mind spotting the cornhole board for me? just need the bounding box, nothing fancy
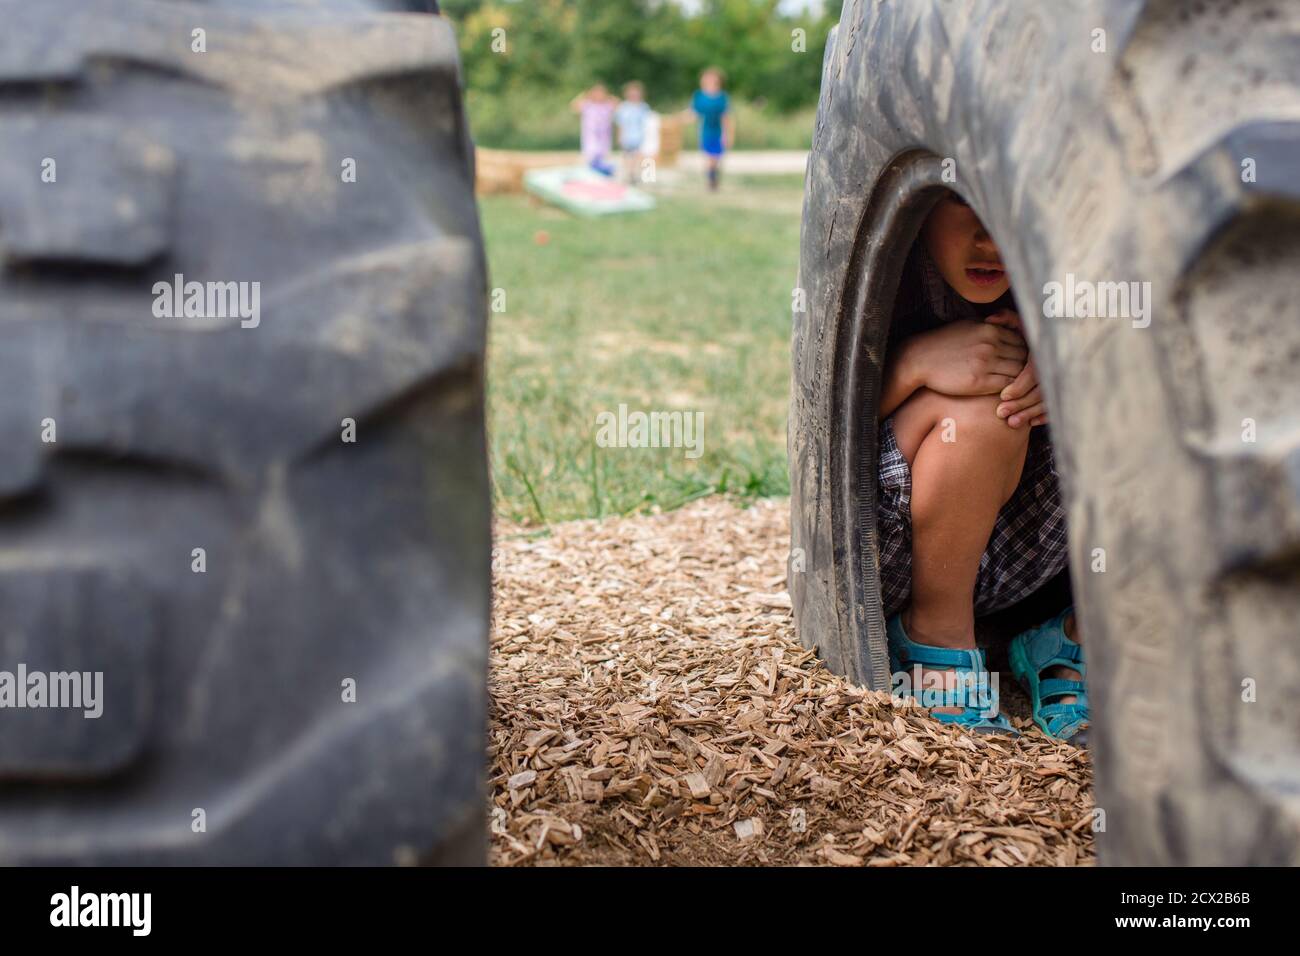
[523,166,655,217]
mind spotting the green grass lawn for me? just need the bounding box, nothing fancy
[483,174,804,524]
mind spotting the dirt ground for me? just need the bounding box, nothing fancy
[489,497,1095,866]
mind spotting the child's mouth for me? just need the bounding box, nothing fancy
[965,265,1005,287]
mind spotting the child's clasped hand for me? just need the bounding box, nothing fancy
[985,309,1048,428]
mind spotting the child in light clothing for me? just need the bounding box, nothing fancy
[571,84,617,177]
[614,81,652,184]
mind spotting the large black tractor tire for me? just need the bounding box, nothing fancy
[0,0,489,864]
[790,0,1300,865]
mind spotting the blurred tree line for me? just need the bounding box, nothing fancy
[442,0,844,149]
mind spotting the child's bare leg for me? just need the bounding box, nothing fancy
[705,155,720,190]
[890,388,1030,648]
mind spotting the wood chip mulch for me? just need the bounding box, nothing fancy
[489,497,1095,866]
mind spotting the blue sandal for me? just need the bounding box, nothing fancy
[887,613,1018,736]
[1008,606,1090,746]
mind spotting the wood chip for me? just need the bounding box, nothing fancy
[684,772,711,800]
[508,770,537,790]
[734,818,764,842]
[822,847,863,867]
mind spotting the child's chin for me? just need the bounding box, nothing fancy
[959,280,1009,304]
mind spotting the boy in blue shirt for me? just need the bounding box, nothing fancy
[686,67,732,191]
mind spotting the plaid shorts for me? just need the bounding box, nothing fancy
[875,415,1069,618]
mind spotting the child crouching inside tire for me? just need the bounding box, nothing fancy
[878,190,1089,745]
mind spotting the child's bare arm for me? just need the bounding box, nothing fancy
[879,338,926,419]
[879,320,1027,420]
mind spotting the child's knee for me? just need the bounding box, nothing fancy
[933,394,1030,453]
[892,389,1027,465]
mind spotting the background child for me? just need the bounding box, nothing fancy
[571,84,617,176]
[878,191,1088,745]
[685,67,732,191]
[614,81,652,184]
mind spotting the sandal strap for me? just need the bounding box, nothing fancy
[1056,640,1084,664]
[1039,702,1090,736]
[1041,701,1089,719]
[916,672,996,712]
[1019,607,1086,679]
[897,640,984,671]
[933,709,1018,734]
[1039,678,1087,702]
